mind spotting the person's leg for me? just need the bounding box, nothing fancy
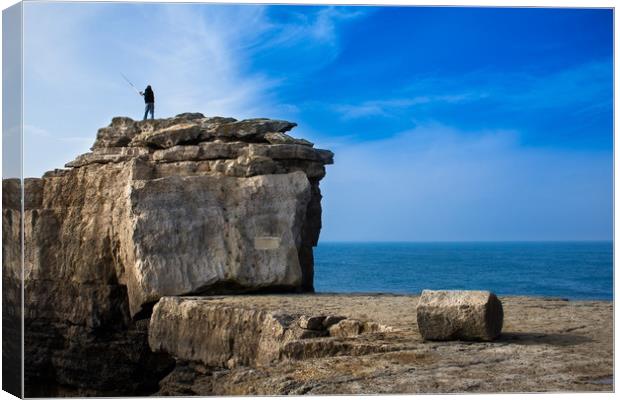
[143,104,149,120]
[150,103,155,119]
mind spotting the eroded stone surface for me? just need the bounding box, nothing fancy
[151,294,612,396]
[29,114,332,317]
[148,296,391,368]
[125,172,311,311]
[264,131,314,147]
[416,290,504,341]
[7,114,333,396]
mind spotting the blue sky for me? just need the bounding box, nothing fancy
[20,3,612,241]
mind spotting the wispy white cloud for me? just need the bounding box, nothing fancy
[123,4,276,117]
[252,6,369,52]
[329,59,612,121]
[320,123,612,241]
[497,60,612,113]
[332,92,489,119]
[111,4,369,118]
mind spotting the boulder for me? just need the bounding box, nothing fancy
[416,290,503,341]
[151,145,200,162]
[328,319,363,337]
[91,117,138,148]
[148,297,386,369]
[264,131,314,147]
[323,315,347,328]
[326,319,387,338]
[174,112,206,120]
[124,171,311,312]
[212,118,297,141]
[130,122,203,148]
[66,147,150,167]
[148,297,292,367]
[198,141,247,160]
[244,144,334,164]
[298,315,327,330]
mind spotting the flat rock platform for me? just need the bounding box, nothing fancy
[152,294,613,395]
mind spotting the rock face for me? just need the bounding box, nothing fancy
[5,113,333,396]
[148,297,389,369]
[123,171,312,313]
[416,290,504,341]
[2,179,23,397]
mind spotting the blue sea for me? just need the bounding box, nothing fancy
[314,242,613,300]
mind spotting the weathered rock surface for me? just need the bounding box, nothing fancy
[150,294,612,396]
[124,171,312,312]
[33,114,331,316]
[5,114,333,396]
[416,290,504,341]
[2,179,23,397]
[148,297,389,369]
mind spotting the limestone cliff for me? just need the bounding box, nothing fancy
[3,113,333,396]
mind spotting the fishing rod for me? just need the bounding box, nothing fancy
[120,72,141,95]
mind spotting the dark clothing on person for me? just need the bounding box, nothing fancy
[143,86,155,103]
[143,103,154,120]
[141,85,155,120]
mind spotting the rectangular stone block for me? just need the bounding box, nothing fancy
[416,290,503,341]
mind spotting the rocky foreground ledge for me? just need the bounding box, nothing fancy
[149,294,613,395]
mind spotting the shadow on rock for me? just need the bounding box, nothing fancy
[499,332,592,346]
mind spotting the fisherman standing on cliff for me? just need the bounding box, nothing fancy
[140,85,155,120]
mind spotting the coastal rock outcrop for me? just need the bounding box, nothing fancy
[40,113,332,315]
[416,290,504,341]
[6,113,333,396]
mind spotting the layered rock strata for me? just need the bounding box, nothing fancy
[6,113,333,396]
[149,296,390,369]
[2,179,23,397]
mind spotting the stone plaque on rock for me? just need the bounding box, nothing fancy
[254,236,281,250]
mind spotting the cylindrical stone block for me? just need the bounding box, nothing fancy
[416,290,503,341]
